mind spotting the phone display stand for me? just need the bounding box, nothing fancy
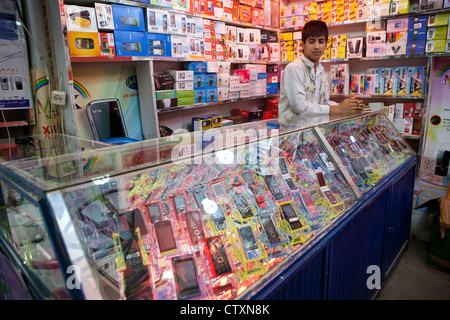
[228,224,269,282]
[276,200,312,246]
[257,213,292,260]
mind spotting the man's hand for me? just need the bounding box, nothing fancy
[329,96,371,115]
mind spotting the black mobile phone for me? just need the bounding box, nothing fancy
[232,193,254,220]
[279,158,289,175]
[284,177,298,191]
[211,203,228,231]
[205,236,232,277]
[264,175,284,200]
[241,170,255,184]
[86,98,128,141]
[154,220,178,256]
[146,203,162,224]
[259,214,282,245]
[193,190,207,210]
[237,224,261,261]
[280,203,302,230]
[186,211,204,244]
[173,195,187,216]
[116,210,152,300]
[172,255,201,300]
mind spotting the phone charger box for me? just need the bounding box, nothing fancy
[205,87,218,102]
[194,88,206,103]
[65,5,98,33]
[408,28,427,41]
[98,33,116,56]
[407,40,426,54]
[351,74,365,94]
[111,4,145,32]
[114,31,147,56]
[67,31,101,57]
[168,70,194,82]
[387,18,409,32]
[427,26,448,40]
[425,39,446,52]
[408,15,428,29]
[95,3,114,31]
[147,33,171,57]
[427,12,449,26]
[347,37,365,58]
[364,74,380,94]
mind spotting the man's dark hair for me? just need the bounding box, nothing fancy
[301,20,328,42]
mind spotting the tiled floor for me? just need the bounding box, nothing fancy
[376,239,450,300]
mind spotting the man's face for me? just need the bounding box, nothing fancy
[302,35,327,63]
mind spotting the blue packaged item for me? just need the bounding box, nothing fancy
[194,88,206,103]
[205,73,217,87]
[114,31,147,56]
[147,33,171,57]
[111,4,145,32]
[194,74,206,89]
[206,87,218,102]
[185,62,207,73]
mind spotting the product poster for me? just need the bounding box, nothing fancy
[0,1,33,110]
[416,57,450,205]
[72,65,143,141]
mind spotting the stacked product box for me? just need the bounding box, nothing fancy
[392,101,424,134]
[185,62,218,103]
[280,32,294,62]
[407,15,428,54]
[232,69,251,98]
[112,4,148,57]
[386,17,409,55]
[330,64,349,95]
[425,12,449,53]
[331,34,347,60]
[65,5,102,57]
[266,65,280,95]
[95,3,116,57]
[243,64,267,97]
[264,99,279,118]
[217,61,231,101]
[154,73,176,110]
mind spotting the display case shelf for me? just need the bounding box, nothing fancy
[157,94,280,113]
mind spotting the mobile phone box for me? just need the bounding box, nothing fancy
[95,3,114,31]
[420,0,444,11]
[364,74,380,95]
[194,88,206,103]
[366,43,387,57]
[390,0,410,15]
[407,28,427,41]
[168,70,194,82]
[386,18,409,32]
[193,73,206,88]
[233,69,250,83]
[111,4,145,32]
[168,13,187,35]
[185,62,207,73]
[147,33,171,57]
[425,39,446,52]
[205,73,217,87]
[427,26,448,40]
[67,31,101,57]
[427,12,449,26]
[408,15,428,29]
[146,8,167,34]
[114,31,147,56]
[387,42,407,55]
[406,40,426,54]
[65,5,98,33]
[98,33,116,56]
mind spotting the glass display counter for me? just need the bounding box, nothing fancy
[0,111,415,300]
